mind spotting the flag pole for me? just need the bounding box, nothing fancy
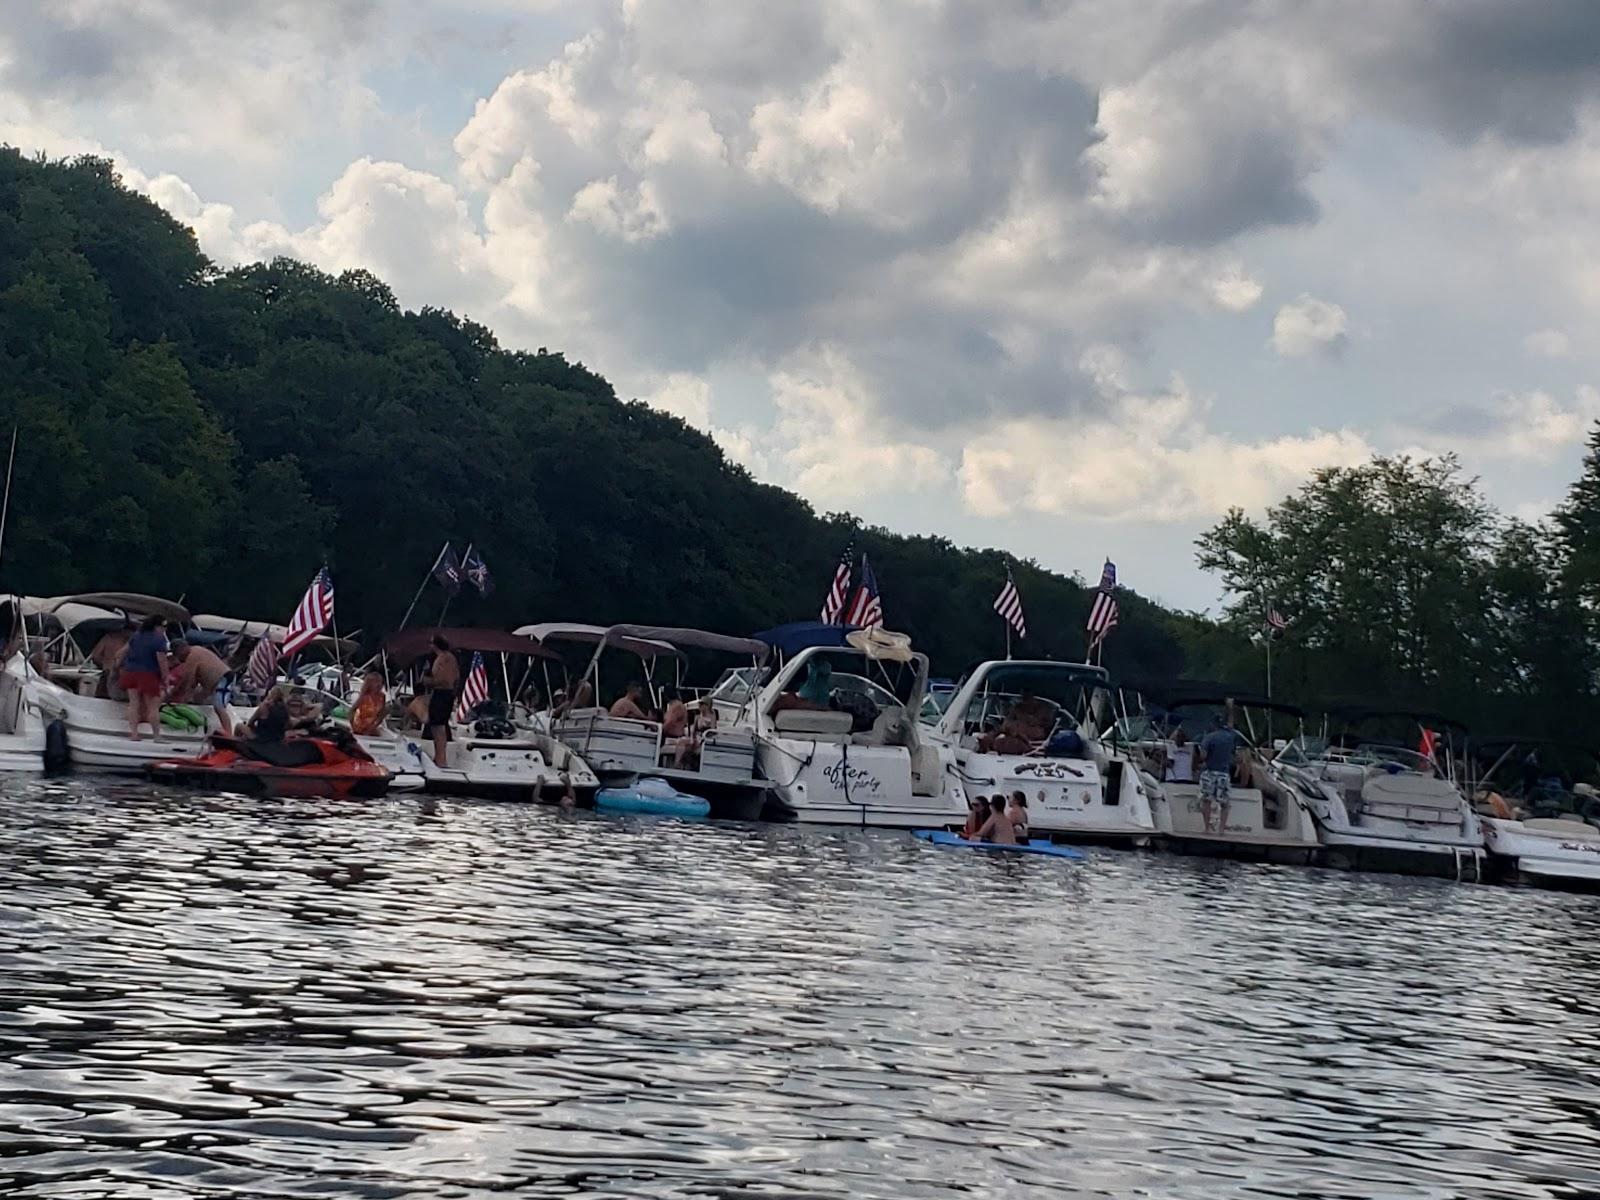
[326,564,347,696]
[1004,617,1011,661]
[0,425,18,574]
[399,541,451,631]
[438,541,471,626]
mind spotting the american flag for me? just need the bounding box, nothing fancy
[454,652,489,723]
[820,537,855,624]
[1086,559,1118,645]
[282,567,335,657]
[244,635,281,693]
[993,567,1026,639]
[844,555,884,628]
[1265,607,1288,634]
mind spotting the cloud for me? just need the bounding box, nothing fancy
[1523,328,1572,358]
[1272,294,1349,358]
[1404,386,1600,462]
[1211,268,1264,313]
[958,369,1373,522]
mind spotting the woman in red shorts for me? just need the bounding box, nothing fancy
[118,615,171,739]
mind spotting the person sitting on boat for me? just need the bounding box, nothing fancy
[119,615,172,741]
[671,697,719,769]
[609,681,650,721]
[973,795,1019,845]
[247,686,291,743]
[165,638,236,736]
[977,689,1054,754]
[285,692,325,734]
[772,658,836,714]
[1009,791,1031,840]
[351,671,387,736]
[423,636,460,768]
[552,679,594,718]
[1198,703,1240,835]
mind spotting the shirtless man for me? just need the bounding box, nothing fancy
[424,636,460,768]
[978,689,1054,754]
[165,639,235,735]
[609,681,649,721]
[974,795,1019,845]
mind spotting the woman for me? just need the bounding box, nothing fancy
[248,686,291,743]
[118,615,171,740]
[673,697,719,769]
[350,672,387,736]
[552,679,594,719]
[1008,791,1030,841]
[962,795,988,839]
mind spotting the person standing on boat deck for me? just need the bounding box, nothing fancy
[423,635,460,768]
[1167,727,1197,783]
[165,639,235,736]
[351,671,387,736]
[1198,702,1240,835]
[119,615,171,740]
[974,795,1020,845]
[609,681,650,721]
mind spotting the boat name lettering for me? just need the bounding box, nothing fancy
[1559,841,1600,854]
[822,760,883,795]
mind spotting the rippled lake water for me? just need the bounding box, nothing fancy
[3,777,1600,1198]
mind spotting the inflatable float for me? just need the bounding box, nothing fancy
[596,778,711,819]
[913,829,1084,859]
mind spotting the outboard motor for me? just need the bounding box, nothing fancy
[43,718,70,773]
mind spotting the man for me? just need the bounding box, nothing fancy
[423,635,460,768]
[609,681,649,720]
[979,688,1053,754]
[1198,701,1240,835]
[165,638,235,735]
[974,795,1019,845]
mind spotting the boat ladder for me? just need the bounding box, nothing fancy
[1452,845,1485,883]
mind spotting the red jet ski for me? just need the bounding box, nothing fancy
[149,732,392,799]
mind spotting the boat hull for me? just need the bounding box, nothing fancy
[1483,818,1600,888]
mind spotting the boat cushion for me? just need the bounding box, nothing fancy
[773,709,854,735]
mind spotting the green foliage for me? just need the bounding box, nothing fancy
[0,148,1188,678]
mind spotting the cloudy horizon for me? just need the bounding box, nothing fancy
[6,0,1599,611]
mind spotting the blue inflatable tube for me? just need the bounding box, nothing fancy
[596,784,711,819]
[913,829,1083,859]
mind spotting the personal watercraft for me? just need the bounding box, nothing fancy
[148,731,392,799]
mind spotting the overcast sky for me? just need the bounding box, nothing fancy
[6,1,1600,610]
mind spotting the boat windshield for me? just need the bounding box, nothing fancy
[949,664,1106,742]
[704,666,770,707]
[1277,736,1439,776]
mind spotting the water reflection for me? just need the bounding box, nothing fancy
[2,776,1599,1197]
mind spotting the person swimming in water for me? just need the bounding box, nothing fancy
[974,795,1019,845]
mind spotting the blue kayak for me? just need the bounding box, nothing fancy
[913,829,1083,859]
[596,782,711,819]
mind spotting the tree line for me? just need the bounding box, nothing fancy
[2,149,1596,740]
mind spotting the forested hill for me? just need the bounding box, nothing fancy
[0,150,1199,677]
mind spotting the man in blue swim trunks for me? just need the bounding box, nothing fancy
[1198,701,1240,835]
[166,638,235,735]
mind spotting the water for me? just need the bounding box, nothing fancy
[2,779,1599,1199]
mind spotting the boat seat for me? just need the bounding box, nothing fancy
[221,736,324,768]
[1522,817,1600,840]
[774,709,854,736]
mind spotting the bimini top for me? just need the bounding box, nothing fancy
[752,621,859,656]
[605,624,770,661]
[192,614,358,655]
[514,622,684,659]
[383,627,560,666]
[40,592,191,624]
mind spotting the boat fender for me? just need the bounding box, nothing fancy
[43,718,70,773]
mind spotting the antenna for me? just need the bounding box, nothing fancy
[0,425,18,573]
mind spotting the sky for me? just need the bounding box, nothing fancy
[6,0,1600,612]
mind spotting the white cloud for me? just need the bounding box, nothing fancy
[1523,328,1572,358]
[1272,294,1349,358]
[1404,386,1600,463]
[1210,268,1264,313]
[642,371,713,427]
[568,175,669,242]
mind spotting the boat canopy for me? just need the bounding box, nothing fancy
[514,622,683,659]
[41,592,190,624]
[604,624,770,660]
[192,614,357,655]
[1322,704,1470,734]
[752,621,858,656]
[383,627,560,666]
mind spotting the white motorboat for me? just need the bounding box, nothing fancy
[17,592,211,773]
[1272,708,1485,880]
[0,598,50,770]
[1471,737,1600,889]
[747,629,965,828]
[927,659,1155,843]
[520,622,776,820]
[374,626,599,801]
[1124,690,1323,861]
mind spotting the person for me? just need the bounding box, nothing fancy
[165,638,235,735]
[1009,791,1030,840]
[978,688,1054,754]
[661,690,689,738]
[247,686,291,743]
[1167,727,1197,783]
[556,772,578,810]
[118,615,171,740]
[285,692,324,733]
[974,795,1019,845]
[962,795,988,839]
[552,680,594,718]
[1198,702,1240,835]
[610,681,649,721]
[90,622,134,700]
[350,671,387,736]
[796,657,834,707]
[423,635,460,768]
[676,696,718,768]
